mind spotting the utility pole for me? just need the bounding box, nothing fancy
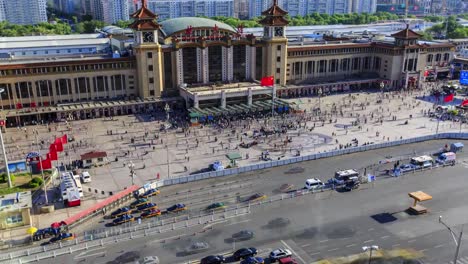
[439,216,464,264]
[35,130,48,205]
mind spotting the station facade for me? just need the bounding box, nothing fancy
[0,0,456,126]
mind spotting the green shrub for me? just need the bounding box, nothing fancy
[0,173,15,183]
[28,177,44,188]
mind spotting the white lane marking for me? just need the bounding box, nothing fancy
[381,235,390,239]
[408,239,416,243]
[301,243,311,248]
[74,251,106,260]
[420,249,428,253]
[363,239,374,243]
[280,240,307,264]
[392,244,400,247]
[434,244,446,248]
[368,228,375,231]
[309,252,321,256]
[225,219,251,226]
[319,239,329,243]
[327,248,339,252]
[346,244,357,248]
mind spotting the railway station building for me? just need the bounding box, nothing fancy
[0,0,455,126]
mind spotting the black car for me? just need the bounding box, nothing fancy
[201,255,225,264]
[231,230,254,241]
[107,251,140,264]
[233,247,258,261]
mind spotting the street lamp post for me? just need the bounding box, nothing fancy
[128,161,135,186]
[439,216,464,264]
[362,245,379,264]
[317,88,323,110]
[0,88,11,188]
[380,81,385,98]
[164,103,170,122]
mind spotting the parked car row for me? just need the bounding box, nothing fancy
[200,247,298,264]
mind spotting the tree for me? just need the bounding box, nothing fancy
[115,20,131,28]
[76,20,107,34]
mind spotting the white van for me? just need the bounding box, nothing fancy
[305,178,324,190]
[410,155,433,169]
[80,171,91,183]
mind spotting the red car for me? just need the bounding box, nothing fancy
[278,257,298,264]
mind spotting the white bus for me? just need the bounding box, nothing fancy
[60,172,83,207]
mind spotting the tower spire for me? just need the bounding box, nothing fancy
[142,0,147,8]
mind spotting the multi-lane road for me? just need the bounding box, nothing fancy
[32,139,468,264]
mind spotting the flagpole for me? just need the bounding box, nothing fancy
[35,130,47,205]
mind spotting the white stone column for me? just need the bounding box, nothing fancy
[245,46,252,80]
[247,88,253,106]
[51,79,58,104]
[202,48,209,83]
[227,47,233,81]
[222,47,228,81]
[196,48,202,83]
[221,90,226,108]
[194,93,199,108]
[175,49,184,86]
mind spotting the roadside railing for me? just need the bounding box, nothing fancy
[0,185,334,263]
[157,132,468,187]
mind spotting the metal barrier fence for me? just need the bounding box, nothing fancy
[159,132,468,187]
[2,185,331,264]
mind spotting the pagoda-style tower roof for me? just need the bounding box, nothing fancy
[129,0,161,30]
[259,0,289,26]
[391,24,422,40]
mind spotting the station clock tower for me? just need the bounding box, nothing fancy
[259,0,288,86]
[129,0,164,98]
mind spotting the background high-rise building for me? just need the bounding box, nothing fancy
[376,0,463,15]
[102,0,129,24]
[234,0,249,19]
[139,0,234,21]
[0,0,48,25]
[53,0,76,14]
[248,0,376,18]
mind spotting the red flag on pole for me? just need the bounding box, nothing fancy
[38,158,52,170]
[54,138,63,152]
[49,143,56,153]
[444,93,454,103]
[61,135,68,144]
[47,151,58,161]
[461,99,468,107]
[260,76,274,87]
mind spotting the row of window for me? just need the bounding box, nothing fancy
[288,47,375,57]
[427,53,450,63]
[0,75,134,100]
[0,62,135,77]
[288,57,382,76]
[13,48,95,56]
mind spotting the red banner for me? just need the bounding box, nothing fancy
[260,76,274,87]
[444,94,454,103]
[53,139,63,152]
[47,151,58,161]
[461,99,468,107]
[61,134,68,144]
[38,158,52,170]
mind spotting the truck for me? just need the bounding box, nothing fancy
[436,152,456,166]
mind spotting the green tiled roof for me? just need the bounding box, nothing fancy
[160,17,236,37]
